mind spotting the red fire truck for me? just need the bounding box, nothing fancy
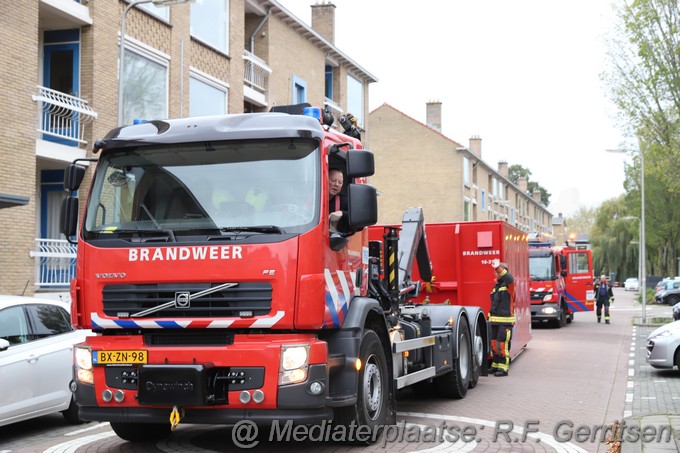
[369,219,531,360]
[61,107,496,443]
[529,235,594,327]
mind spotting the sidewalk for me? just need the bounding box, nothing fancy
[620,318,680,453]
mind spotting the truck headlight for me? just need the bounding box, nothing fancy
[75,346,94,384]
[542,307,557,314]
[543,293,554,301]
[279,345,309,385]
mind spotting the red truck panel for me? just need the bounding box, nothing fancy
[369,220,531,358]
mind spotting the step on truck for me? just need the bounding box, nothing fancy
[61,106,491,443]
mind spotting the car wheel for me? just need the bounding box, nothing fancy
[667,295,680,306]
[674,348,680,371]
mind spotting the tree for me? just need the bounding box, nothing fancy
[507,164,552,206]
[603,0,680,277]
[590,196,638,282]
[567,206,596,240]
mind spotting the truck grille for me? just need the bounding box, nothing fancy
[102,282,272,318]
[530,292,549,300]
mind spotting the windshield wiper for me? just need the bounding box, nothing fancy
[220,225,283,234]
[94,228,176,242]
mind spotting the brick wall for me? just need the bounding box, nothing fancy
[0,3,39,294]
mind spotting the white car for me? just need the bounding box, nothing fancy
[0,295,92,427]
[624,277,640,291]
[646,320,680,369]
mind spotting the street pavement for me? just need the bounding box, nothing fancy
[1,288,679,452]
[619,312,680,453]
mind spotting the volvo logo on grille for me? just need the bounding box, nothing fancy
[175,292,191,309]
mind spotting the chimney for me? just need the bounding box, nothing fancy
[518,176,528,193]
[533,189,542,204]
[498,161,508,179]
[311,1,336,44]
[469,136,482,158]
[426,101,442,132]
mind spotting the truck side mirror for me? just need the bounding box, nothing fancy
[559,255,567,275]
[60,196,79,243]
[347,183,377,230]
[346,150,374,178]
[65,164,86,192]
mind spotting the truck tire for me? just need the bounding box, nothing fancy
[110,422,171,442]
[434,316,471,399]
[334,329,389,441]
[468,333,484,389]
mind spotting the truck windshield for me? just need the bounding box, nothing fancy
[83,139,320,240]
[529,255,556,281]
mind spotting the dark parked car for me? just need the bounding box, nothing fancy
[655,279,680,305]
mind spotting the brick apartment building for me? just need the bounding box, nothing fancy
[0,0,376,296]
[367,102,554,230]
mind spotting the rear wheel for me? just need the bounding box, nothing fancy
[674,348,680,371]
[468,332,484,389]
[334,329,390,442]
[110,422,171,442]
[434,316,471,399]
[667,295,680,306]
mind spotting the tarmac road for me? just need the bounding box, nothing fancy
[1,288,677,452]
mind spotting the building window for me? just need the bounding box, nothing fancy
[463,156,470,187]
[139,3,169,20]
[499,182,504,200]
[463,198,471,221]
[346,75,364,125]
[121,42,168,126]
[190,0,228,53]
[189,69,228,116]
[481,189,486,212]
[510,208,515,225]
[492,177,498,198]
[325,65,333,100]
[292,76,307,104]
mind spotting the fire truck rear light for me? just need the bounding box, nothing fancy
[252,389,265,403]
[239,391,251,404]
[102,389,113,402]
[114,390,125,402]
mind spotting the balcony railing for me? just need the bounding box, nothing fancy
[29,238,77,288]
[32,85,97,145]
[243,50,272,93]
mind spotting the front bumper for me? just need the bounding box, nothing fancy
[646,338,677,368]
[530,303,559,321]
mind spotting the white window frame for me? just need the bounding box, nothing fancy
[119,35,170,125]
[189,67,229,116]
[190,0,229,54]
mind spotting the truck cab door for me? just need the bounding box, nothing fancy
[563,249,595,312]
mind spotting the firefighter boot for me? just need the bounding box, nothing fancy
[494,370,508,377]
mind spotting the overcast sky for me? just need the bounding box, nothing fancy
[277,0,638,217]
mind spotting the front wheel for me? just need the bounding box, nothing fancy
[334,329,390,442]
[667,295,680,306]
[434,316,471,399]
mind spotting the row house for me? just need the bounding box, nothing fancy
[0,0,376,296]
[367,102,553,232]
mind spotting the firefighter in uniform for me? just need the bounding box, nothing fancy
[489,259,515,377]
[594,274,614,324]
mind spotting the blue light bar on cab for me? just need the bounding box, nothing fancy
[302,107,322,123]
